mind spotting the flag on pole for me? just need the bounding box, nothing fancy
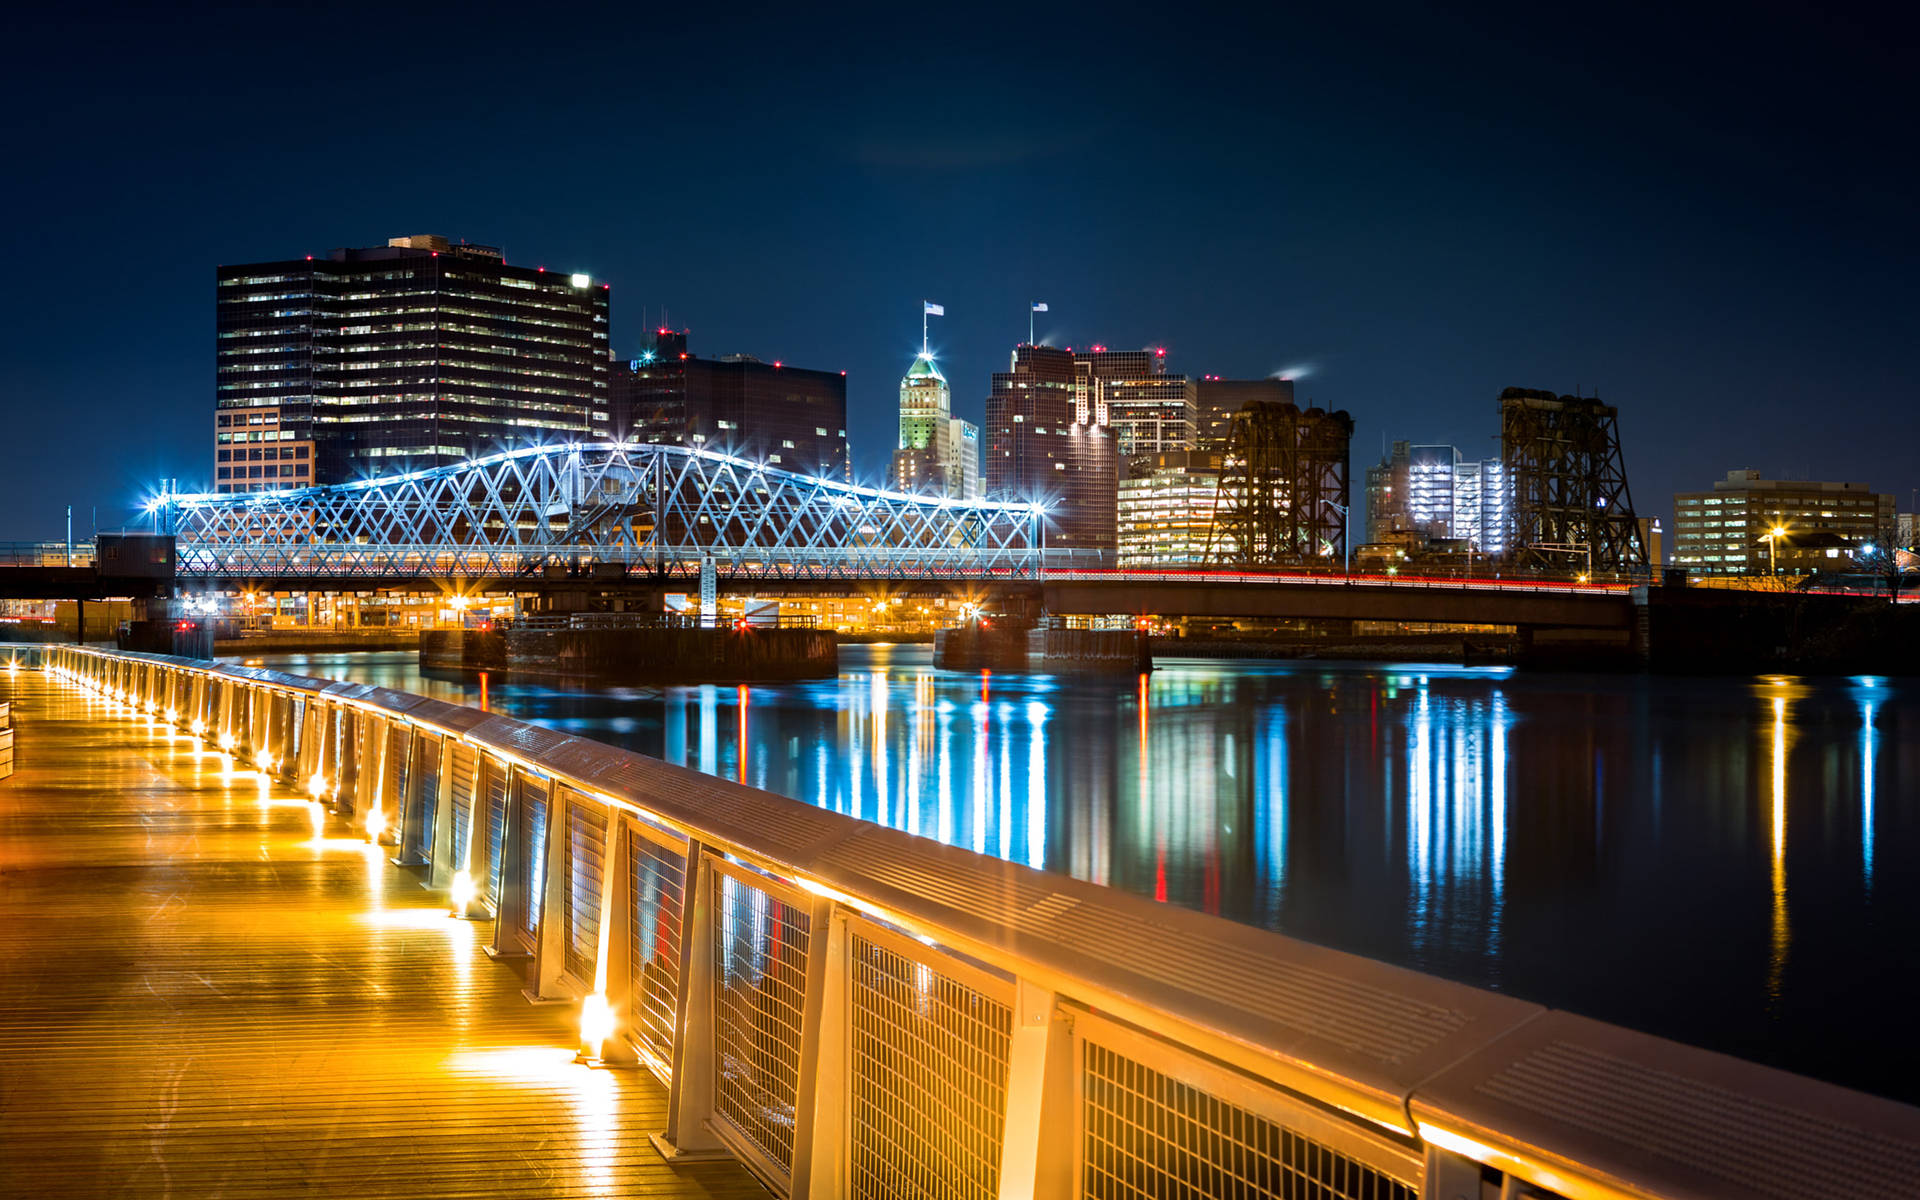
[923,301,945,316]
[1031,302,1048,312]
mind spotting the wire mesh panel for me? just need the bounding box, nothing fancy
[223,682,242,747]
[448,743,477,870]
[1080,1040,1419,1200]
[297,700,323,782]
[711,863,813,1184]
[380,723,410,823]
[480,755,510,909]
[402,731,441,865]
[335,710,360,817]
[271,694,295,770]
[848,925,1013,1200]
[248,688,270,761]
[561,790,608,990]
[626,821,687,1074]
[517,775,551,939]
[354,715,385,816]
[287,696,306,770]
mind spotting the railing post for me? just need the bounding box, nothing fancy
[427,737,458,889]
[653,841,730,1161]
[485,765,529,961]
[1423,1144,1482,1200]
[996,978,1076,1200]
[582,814,636,1067]
[789,897,848,1198]
[461,755,500,921]
[528,784,571,1001]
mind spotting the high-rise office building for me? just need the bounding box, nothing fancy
[1364,441,1510,554]
[887,353,981,498]
[984,344,1119,554]
[1364,440,1412,543]
[1407,444,1461,535]
[609,329,848,479]
[1453,458,1511,557]
[1071,346,1196,466]
[1672,469,1894,575]
[1117,449,1226,566]
[214,234,609,492]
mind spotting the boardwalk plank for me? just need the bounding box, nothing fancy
[0,672,764,1200]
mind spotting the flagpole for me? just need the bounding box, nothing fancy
[922,301,928,358]
[1029,302,1034,347]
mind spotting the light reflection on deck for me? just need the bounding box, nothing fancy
[0,670,763,1199]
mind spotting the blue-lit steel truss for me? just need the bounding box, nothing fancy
[168,443,1057,582]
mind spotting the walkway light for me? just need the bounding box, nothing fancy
[579,992,615,1062]
[191,719,205,736]
[218,731,235,753]
[450,869,476,914]
[307,772,329,799]
[365,806,387,842]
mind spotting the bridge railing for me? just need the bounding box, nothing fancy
[175,543,1081,581]
[37,645,1920,1200]
[1044,567,1639,595]
[0,541,95,568]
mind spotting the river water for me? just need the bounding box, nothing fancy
[236,646,1916,1103]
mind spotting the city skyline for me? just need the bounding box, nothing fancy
[1,3,1914,538]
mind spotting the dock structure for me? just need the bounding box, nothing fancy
[0,666,762,1199]
[6,645,1920,1200]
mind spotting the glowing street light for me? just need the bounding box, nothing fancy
[1764,523,1788,576]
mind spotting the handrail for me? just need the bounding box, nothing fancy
[0,541,96,567]
[502,612,823,631]
[37,644,1920,1200]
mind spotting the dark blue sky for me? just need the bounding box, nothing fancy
[3,1,1914,538]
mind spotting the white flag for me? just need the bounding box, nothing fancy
[1031,302,1048,312]
[924,301,944,316]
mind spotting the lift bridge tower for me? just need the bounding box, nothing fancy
[1206,401,1354,567]
[1499,387,1646,572]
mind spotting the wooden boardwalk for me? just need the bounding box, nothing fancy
[0,670,764,1199]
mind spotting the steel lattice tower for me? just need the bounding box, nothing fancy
[1205,402,1354,567]
[1499,388,1645,571]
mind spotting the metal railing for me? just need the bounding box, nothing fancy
[504,612,823,632]
[0,541,95,568]
[1046,566,1639,595]
[36,645,1920,1200]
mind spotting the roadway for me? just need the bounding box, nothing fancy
[0,669,763,1199]
[1039,568,1640,628]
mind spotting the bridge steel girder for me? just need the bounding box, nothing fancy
[168,443,1056,585]
[1041,579,1636,629]
[0,567,170,601]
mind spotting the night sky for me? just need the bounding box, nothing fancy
[2,2,1914,539]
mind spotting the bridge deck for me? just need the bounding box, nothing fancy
[0,671,763,1199]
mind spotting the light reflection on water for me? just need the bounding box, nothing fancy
[236,646,1916,1102]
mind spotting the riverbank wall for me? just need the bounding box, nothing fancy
[1643,588,1920,675]
[422,625,836,682]
[934,624,1151,673]
[215,629,421,655]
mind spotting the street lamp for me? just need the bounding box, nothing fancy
[1324,500,1352,578]
[1765,524,1787,576]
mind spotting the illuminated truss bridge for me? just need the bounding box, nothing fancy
[163,443,1063,583]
